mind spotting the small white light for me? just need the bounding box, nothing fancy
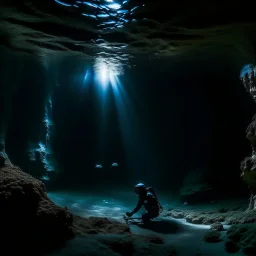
[107,3,121,9]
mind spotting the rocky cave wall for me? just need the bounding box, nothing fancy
[240,64,256,209]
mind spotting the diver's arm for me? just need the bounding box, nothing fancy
[131,198,143,214]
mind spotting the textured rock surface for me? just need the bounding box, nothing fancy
[163,207,256,225]
[73,216,131,235]
[240,65,256,210]
[210,222,224,231]
[0,1,254,59]
[0,163,74,253]
[226,223,256,255]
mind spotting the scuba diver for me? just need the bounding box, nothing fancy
[126,183,163,224]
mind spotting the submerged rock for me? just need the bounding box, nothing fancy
[225,210,256,224]
[210,222,224,231]
[73,215,131,235]
[165,207,256,227]
[226,223,256,254]
[185,214,204,224]
[164,210,185,219]
[240,67,256,211]
[0,163,74,253]
[168,209,227,225]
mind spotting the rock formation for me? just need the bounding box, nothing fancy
[226,223,256,254]
[0,154,74,254]
[240,65,256,210]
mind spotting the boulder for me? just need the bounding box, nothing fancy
[210,222,224,231]
[0,163,74,253]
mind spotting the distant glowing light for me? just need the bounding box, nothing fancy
[100,63,109,84]
[94,57,123,89]
[54,0,72,6]
[94,59,113,87]
[107,3,121,9]
[41,175,50,181]
[111,162,119,167]
[95,164,103,168]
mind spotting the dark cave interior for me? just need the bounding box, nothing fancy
[1,1,256,255]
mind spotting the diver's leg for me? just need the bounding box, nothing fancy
[143,210,160,222]
[141,212,151,224]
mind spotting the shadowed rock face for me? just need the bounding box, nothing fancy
[240,65,256,210]
[241,65,256,102]
[0,0,256,62]
[226,224,256,254]
[0,156,74,253]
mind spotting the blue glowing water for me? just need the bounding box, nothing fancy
[240,64,254,78]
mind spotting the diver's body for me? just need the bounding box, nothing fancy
[126,183,163,224]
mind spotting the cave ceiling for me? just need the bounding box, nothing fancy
[0,0,256,71]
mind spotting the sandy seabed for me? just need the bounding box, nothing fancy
[48,191,246,256]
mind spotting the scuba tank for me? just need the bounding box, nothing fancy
[146,186,163,213]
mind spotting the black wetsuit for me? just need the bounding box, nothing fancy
[131,188,160,223]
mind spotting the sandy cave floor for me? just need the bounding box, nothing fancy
[47,190,247,256]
